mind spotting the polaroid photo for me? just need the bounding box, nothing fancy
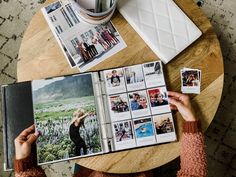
[181,68,201,94]
[103,68,127,94]
[42,1,127,71]
[142,61,165,88]
[112,120,136,150]
[147,87,171,115]
[152,113,176,144]
[108,94,131,121]
[133,117,156,146]
[128,90,151,118]
[124,64,146,91]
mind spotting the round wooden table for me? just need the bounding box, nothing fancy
[17,0,224,173]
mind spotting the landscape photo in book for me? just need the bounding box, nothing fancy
[43,1,127,71]
[32,74,102,164]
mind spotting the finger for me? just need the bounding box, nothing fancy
[170,104,177,110]
[27,131,40,145]
[168,97,183,108]
[168,91,182,99]
[19,124,35,137]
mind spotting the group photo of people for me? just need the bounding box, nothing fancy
[148,88,168,107]
[76,22,121,65]
[110,95,129,113]
[153,113,174,135]
[113,121,134,142]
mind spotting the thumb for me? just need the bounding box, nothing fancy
[169,97,183,109]
[27,131,40,145]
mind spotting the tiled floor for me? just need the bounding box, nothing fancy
[0,0,235,177]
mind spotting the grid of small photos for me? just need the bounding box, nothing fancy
[103,61,177,150]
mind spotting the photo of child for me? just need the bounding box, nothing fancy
[113,121,134,142]
[142,61,165,88]
[153,113,174,135]
[148,88,168,107]
[104,68,126,94]
[110,95,129,113]
[181,70,200,87]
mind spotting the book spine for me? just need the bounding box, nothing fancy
[98,71,115,152]
[1,86,11,171]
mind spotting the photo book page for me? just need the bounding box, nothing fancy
[31,73,104,165]
[101,61,177,150]
[41,0,127,72]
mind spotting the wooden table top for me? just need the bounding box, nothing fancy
[17,0,224,173]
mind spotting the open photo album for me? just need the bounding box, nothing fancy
[1,61,176,169]
[41,0,127,71]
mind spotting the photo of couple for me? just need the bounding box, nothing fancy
[113,121,134,142]
[129,92,148,111]
[181,70,200,87]
[148,88,168,107]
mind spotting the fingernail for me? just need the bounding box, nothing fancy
[34,131,40,137]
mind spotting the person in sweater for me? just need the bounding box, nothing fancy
[14,91,207,177]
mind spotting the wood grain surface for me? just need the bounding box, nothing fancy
[17,0,224,173]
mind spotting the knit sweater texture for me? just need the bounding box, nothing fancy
[14,121,207,177]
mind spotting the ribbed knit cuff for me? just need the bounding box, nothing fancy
[14,154,37,173]
[183,120,201,133]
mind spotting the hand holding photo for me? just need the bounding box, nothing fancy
[32,74,103,164]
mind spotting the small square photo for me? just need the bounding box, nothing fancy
[181,70,200,87]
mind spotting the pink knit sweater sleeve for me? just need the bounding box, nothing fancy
[14,154,47,177]
[177,121,208,177]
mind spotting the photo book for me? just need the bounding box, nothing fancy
[1,61,177,170]
[41,0,127,72]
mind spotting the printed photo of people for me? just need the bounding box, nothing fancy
[142,61,165,88]
[148,88,168,107]
[43,1,126,71]
[110,94,129,113]
[124,65,145,91]
[153,113,174,135]
[134,117,154,139]
[181,70,200,87]
[32,74,102,164]
[113,121,134,142]
[128,90,151,118]
[104,68,126,94]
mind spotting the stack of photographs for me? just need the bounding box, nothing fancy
[41,0,127,72]
[181,68,201,94]
[103,61,177,150]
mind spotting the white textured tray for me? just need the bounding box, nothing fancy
[117,0,202,64]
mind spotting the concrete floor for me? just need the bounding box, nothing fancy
[0,0,235,176]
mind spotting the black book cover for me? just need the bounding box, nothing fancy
[1,82,34,170]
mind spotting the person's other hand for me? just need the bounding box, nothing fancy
[14,124,40,160]
[168,91,197,122]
